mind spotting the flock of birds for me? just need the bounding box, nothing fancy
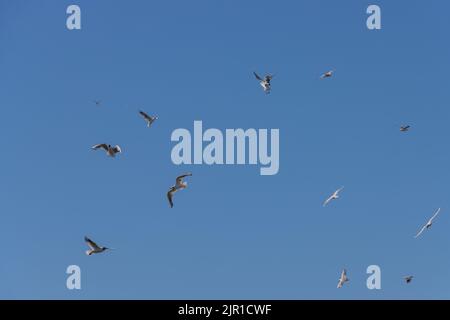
[83,69,435,292]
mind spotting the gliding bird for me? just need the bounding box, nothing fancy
[414,208,441,238]
[139,111,158,127]
[84,236,112,256]
[167,173,192,208]
[337,269,349,288]
[323,187,344,207]
[92,144,122,157]
[253,72,274,94]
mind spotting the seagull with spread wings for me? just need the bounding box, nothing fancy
[253,72,274,94]
[92,144,122,157]
[85,236,112,256]
[139,110,158,127]
[320,69,335,79]
[337,269,349,288]
[167,173,192,208]
[415,208,441,238]
[323,187,344,207]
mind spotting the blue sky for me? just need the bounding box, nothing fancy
[0,0,450,299]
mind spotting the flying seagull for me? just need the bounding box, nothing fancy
[93,100,102,106]
[139,111,158,127]
[337,269,349,288]
[400,125,410,132]
[253,72,274,94]
[92,144,122,157]
[404,276,414,284]
[167,173,192,208]
[320,69,335,79]
[414,208,441,238]
[85,236,112,256]
[323,187,344,207]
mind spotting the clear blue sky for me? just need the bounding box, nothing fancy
[1,0,449,299]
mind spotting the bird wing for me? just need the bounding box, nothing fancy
[430,208,441,222]
[85,236,101,250]
[167,188,176,208]
[337,280,343,288]
[253,72,263,81]
[323,195,333,207]
[414,224,427,238]
[92,144,108,151]
[139,110,151,121]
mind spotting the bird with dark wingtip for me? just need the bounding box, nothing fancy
[167,173,192,208]
[92,143,122,158]
[139,110,158,128]
[253,72,274,94]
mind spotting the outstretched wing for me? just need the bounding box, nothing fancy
[167,188,176,208]
[139,110,151,121]
[323,195,333,207]
[414,224,427,238]
[85,236,101,250]
[430,208,441,222]
[176,173,192,184]
[335,186,344,196]
[92,144,108,151]
[253,72,263,81]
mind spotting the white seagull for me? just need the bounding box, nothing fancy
[253,72,274,94]
[323,187,344,207]
[320,69,335,79]
[167,173,192,208]
[404,276,414,284]
[337,269,349,288]
[85,236,112,256]
[414,208,441,238]
[92,143,122,157]
[139,110,158,127]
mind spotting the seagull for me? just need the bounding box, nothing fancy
[323,187,344,207]
[92,144,122,157]
[139,111,158,127]
[253,72,274,94]
[337,269,349,288]
[414,208,441,238]
[320,69,335,79]
[84,236,112,256]
[404,276,414,284]
[93,100,102,106]
[167,173,192,208]
[400,125,410,132]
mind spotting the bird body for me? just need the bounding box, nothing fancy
[404,276,414,284]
